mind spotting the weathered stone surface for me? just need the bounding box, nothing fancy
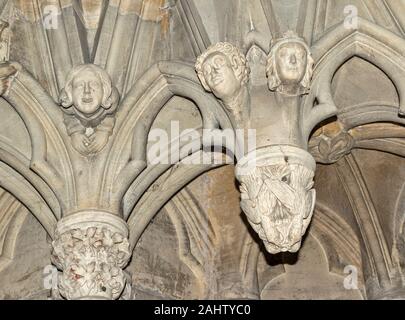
[0,0,404,300]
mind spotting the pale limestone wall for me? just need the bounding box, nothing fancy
[0,0,404,300]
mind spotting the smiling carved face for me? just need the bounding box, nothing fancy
[275,42,307,85]
[72,69,104,115]
[202,52,241,100]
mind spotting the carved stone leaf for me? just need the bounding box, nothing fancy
[52,225,131,300]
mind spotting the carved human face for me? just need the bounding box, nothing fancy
[72,69,103,115]
[239,163,315,254]
[275,42,307,85]
[202,52,241,100]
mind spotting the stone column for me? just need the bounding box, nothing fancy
[51,211,131,300]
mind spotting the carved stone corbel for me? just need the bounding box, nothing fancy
[196,32,318,255]
[309,121,354,164]
[235,146,316,254]
[51,211,131,300]
[59,64,119,156]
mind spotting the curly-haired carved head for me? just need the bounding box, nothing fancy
[60,64,118,120]
[266,32,314,95]
[195,42,249,101]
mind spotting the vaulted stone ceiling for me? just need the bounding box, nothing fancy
[0,0,404,300]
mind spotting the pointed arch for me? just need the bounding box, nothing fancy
[3,65,76,209]
[101,61,232,211]
[303,18,405,139]
[127,150,224,249]
[0,160,57,236]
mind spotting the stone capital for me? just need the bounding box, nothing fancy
[51,211,131,300]
[236,145,316,254]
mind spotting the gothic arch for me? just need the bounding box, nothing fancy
[0,161,56,236]
[0,194,29,272]
[164,187,217,299]
[303,18,405,139]
[311,203,362,281]
[2,65,76,211]
[101,61,233,212]
[127,150,224,249]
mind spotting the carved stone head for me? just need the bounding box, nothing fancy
[195,42,249,103]
[235,146,316,254]
[266,31,314,96]
[60,64,118,125]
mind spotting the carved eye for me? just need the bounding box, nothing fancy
[91,81,100,88]
[296,50,305,60]
[213,56,226,67]
[278,47,290,57]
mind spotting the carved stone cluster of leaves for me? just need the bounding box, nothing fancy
[309,129,354,164]
[51,227,131,300]
[239,163,315,254]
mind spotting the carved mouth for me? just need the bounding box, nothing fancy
[82,97,93,104]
